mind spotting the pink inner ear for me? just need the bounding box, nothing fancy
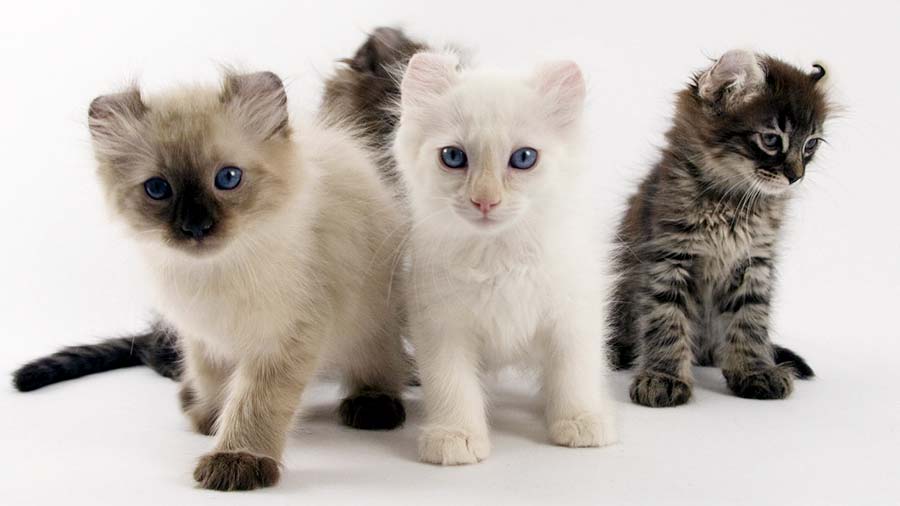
[534,61,586,125]
[401,52,459,108]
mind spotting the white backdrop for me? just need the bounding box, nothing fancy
[1,1,898,505]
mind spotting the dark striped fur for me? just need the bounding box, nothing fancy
[608,51,827,407]
[321,27,427,187]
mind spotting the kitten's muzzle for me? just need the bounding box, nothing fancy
[783,163,804,184]
[174,194,217,240]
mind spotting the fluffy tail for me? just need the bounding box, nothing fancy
[321,27,427,184]
[12,322,181,392]
[773,344,815,379]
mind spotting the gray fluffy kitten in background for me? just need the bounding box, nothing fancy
[608,50,828,407]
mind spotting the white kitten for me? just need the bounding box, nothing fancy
[394,53,618,465]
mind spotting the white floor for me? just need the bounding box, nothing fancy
[2,0,899,504]
[1,350,896,505]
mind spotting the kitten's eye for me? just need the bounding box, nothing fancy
[759,133,781,151]
[215,166,243,190]
[144,177,172,200]
[440,147,468,169]
[509,148,538,170]
[804,138,820,156]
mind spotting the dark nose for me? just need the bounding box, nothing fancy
[176,193,216,240]
[784,163,804,184]
[181,218,214,239]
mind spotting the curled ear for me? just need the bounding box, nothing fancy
[88,88,146,137]
[532,60,586,127]
[88,87,151,161]
[221,71,290,139]
[811,62,828,84]
[400,52,459,109]
[697,49,765,108]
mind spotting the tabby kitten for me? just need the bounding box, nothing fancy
[85,70,408,490]
[608,50,827,407]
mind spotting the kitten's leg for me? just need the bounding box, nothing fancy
[337,322,407,431]
[718,258,793,400]
[630,251,699,407]
[543,317,618,448]
[413,317,490,466]
[179,339,231,436]
[193,329,320,491]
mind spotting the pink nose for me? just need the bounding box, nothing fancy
[471,197,500,215]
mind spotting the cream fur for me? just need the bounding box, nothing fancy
[94,78,408,482]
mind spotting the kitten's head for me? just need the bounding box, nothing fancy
[89,71,297,257]
[394,52,586,234]
[678,50,830,196]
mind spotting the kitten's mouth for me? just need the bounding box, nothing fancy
[169,234,226,257]
[754,170,790,195]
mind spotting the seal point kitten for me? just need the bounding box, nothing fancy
[80,70,409,490]
[608,50,829,407]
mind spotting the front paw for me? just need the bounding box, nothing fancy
[339,389,406,430]
[630,371,692,407]
[193,451,280,491]
[549,412,618,448]
[418,427,490,466]
[724,366,794,400]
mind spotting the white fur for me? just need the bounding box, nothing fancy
[395,53,617,465]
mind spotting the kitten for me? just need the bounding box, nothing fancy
[321,27,427,187]
[386,48,618,464]
[11,31,424,393]
[83,70,408,490]
[608,50,827,408]
[10,29,425,394]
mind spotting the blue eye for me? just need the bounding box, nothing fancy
[144,177,172,200]
[509,147,538,170]
[759,133,781,150]
[440,147,467,169]
[215,166,243,190]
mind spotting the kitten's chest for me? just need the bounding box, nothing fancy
[687,200,776,281]
[151,256,310,356]
[448,259,549,363]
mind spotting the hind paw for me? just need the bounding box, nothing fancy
[339,389,406,430]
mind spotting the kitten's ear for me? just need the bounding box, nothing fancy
[88,88,150,161]
[697,49,765,108]
[88,88,146,138]
[400,52,459,109]
[810,62,828,84]
[532,60,586,127]
[221,71,290,139]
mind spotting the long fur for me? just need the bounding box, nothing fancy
[78,71,409,491]
[12,321,180,392]
[377,39,618,465]
[608,51,828,407]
